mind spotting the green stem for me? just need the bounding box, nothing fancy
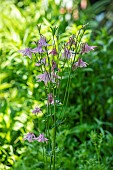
[50,156,52,170]
[52,126,56,170]
[52,89,56,170]
[42,143,45,170]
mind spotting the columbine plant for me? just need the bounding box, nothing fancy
[19,24,96,170]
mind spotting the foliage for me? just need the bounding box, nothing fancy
[0,0,113,170]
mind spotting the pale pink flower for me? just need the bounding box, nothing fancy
[32,106,41,114]
[72,58,88,69]
[49,48,58,56]
[48,93,54,104]
[18,48,32,59]
[36,72,50,85]
[23,132,36,142]
[37,134,48,143]
[81,43,96,54]
[62,48,71,59]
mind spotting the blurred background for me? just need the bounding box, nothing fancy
[0,0,113,169]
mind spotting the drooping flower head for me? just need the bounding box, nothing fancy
[51,72,60,80]
[48,93,54,104]
[62,48,71,59]
[32,106,41,114]
[31,45,45,54]
[52,60,57,71]
[36,72,50,85]
[18,48,32,59]
[35,58,46,67]
[23,132,36,142]
[66,36,76,46]
[80,43,96,54]
[72,58,88,69]
[37,134,48,143]
[36,71,60,85]
[49,48,58,56]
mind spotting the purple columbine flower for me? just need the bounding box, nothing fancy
[62,48,71,59]
[23,132,36,142]
[49,48,58,56]
[36,71,60,85]
[37,134,48,143]
[50,72,60,87]
[18,48,32,59]
[52,60,57,71]
[72,58,88,69]
[31,45,44,54]
[66,36,76,46]
[36,72,51,85]
[32,106,41,114]
[48,93,54,104]
[51,72,60,80]
[35,58,46,66]
[80,43,97,54]
[38,35,49,47]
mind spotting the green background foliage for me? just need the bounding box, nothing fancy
[0,0,113,169]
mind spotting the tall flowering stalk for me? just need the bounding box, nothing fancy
[19,24,96,169]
